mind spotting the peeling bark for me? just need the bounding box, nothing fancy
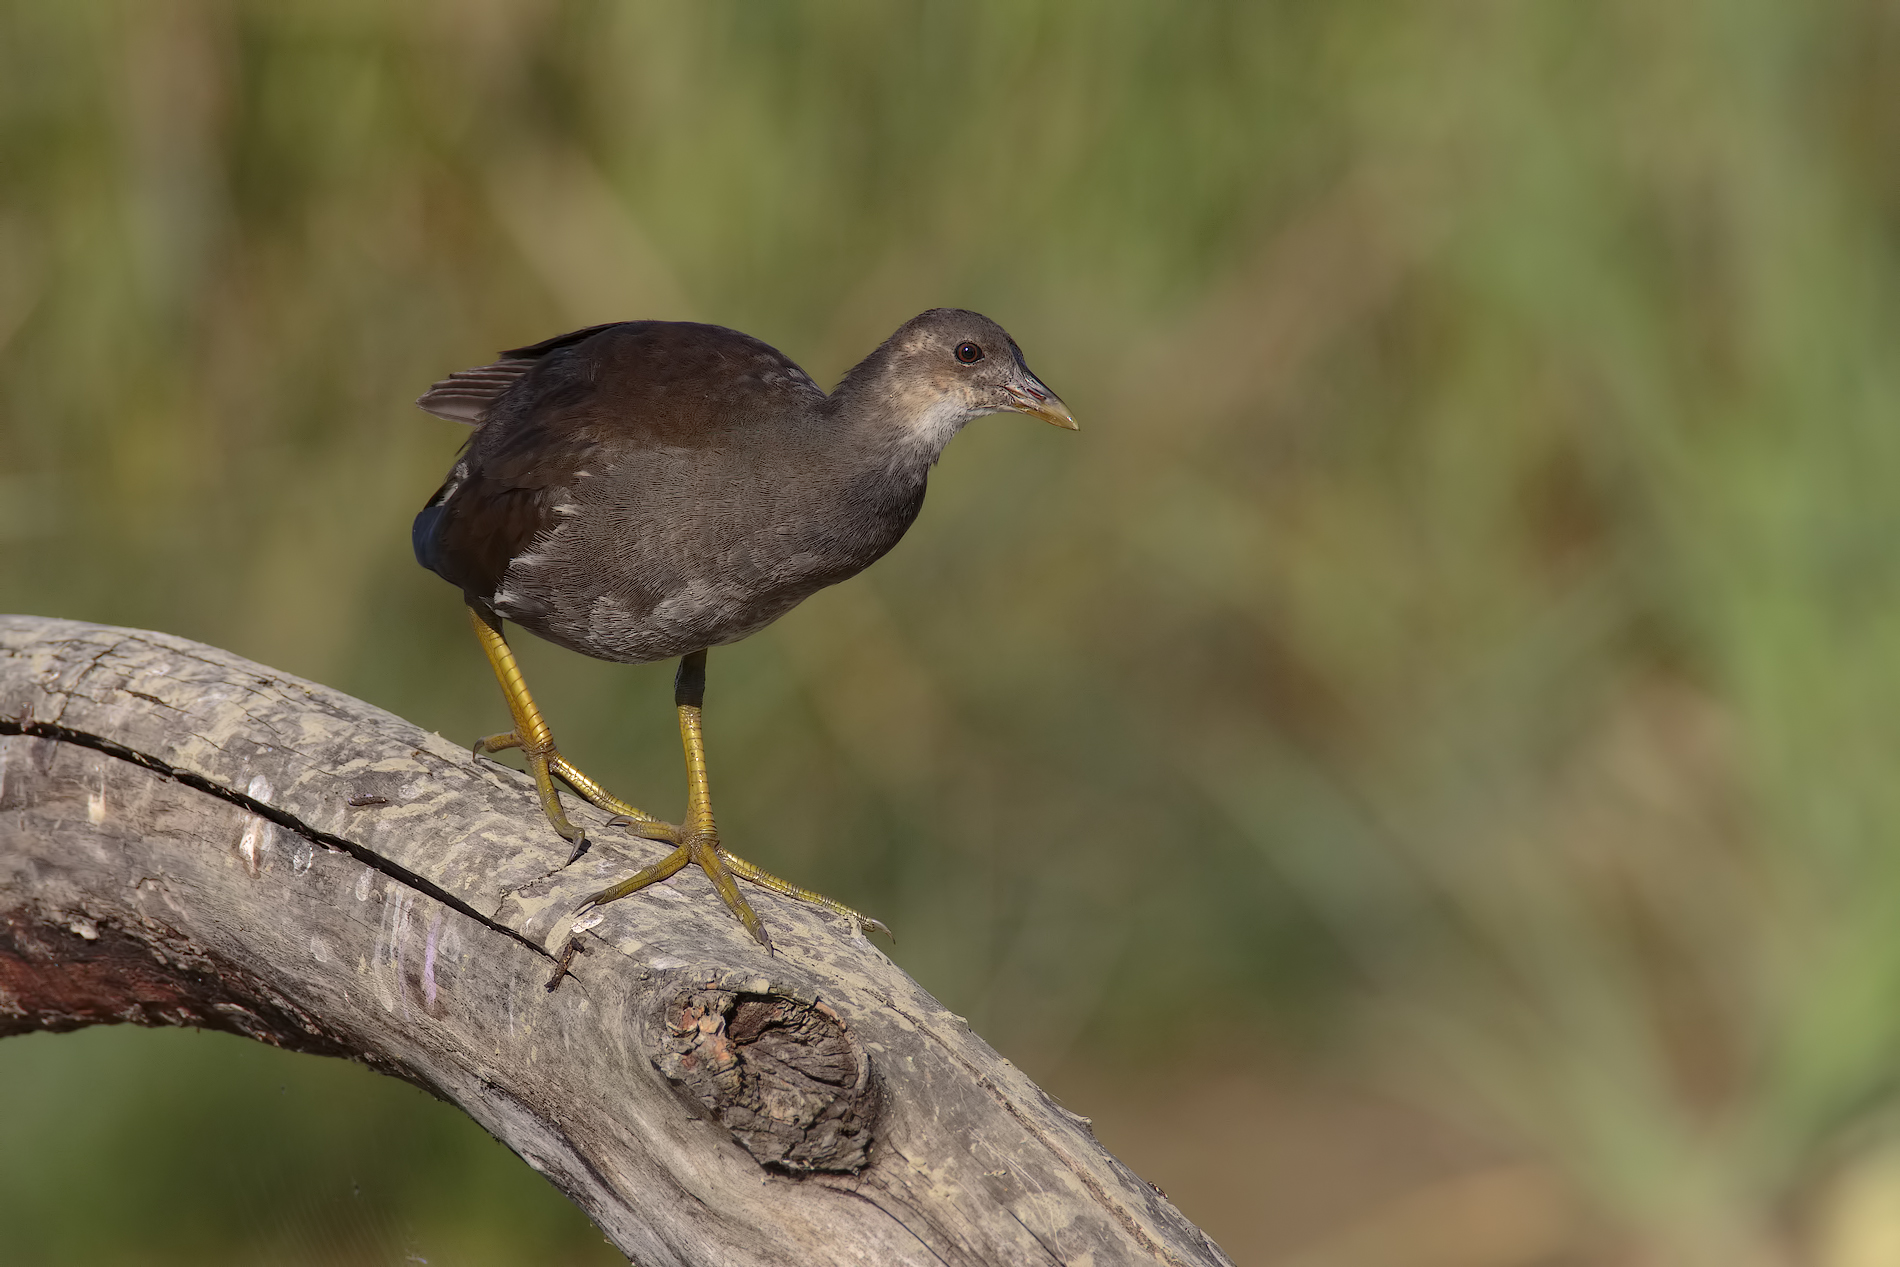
[0,616,1233,1267]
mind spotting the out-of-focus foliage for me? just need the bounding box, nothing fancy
[0,1025,614,1265]
[3,1,1900,1263]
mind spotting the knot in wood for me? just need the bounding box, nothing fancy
[655,991,879,1174]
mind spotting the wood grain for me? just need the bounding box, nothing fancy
[0,615,1233,1267]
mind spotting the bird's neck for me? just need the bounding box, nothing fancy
[824,348,973,479]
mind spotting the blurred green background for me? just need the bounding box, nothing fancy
[3,1,1899,1264]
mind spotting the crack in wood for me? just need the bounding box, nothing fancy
[0,716,555,963]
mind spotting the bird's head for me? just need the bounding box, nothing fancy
[837,309,1076,460]
[892,308,1076,429]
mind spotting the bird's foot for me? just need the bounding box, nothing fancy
[546,755,678,842]
[474,733,679,844]
[719,852,893,942]
[579,826,774,951]
[476,731,676,863]
[578,835,891,948]
[473,730,594,863]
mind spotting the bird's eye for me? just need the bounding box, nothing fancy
[955,342,984,364]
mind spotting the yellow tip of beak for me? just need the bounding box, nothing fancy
[1015,392,1077,430]
[1039,400,1079,430]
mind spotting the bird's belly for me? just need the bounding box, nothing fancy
[484,468,913,665]
[588,580,810,663]
[496,542,846,666]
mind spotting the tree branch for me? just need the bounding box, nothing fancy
[0,615,1231,1267]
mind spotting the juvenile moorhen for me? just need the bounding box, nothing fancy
[413,309,1074,951]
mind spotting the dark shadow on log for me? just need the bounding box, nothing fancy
[0,615,1233,1267]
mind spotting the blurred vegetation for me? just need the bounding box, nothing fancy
[3,1,1900,1263]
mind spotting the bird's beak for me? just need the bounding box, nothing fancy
[1004,380,1079,430]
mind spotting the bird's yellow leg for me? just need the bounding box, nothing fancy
[579,649,768,947]
[579,650,892,948]
[466,604,670,860]
[673,663,774,951]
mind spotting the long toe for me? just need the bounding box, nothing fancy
[688,835,772,953]
[606,814,680,843]
[581,842,691,909]
[719,850,891,941]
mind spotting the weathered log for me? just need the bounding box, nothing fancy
[0,615,1232,1267]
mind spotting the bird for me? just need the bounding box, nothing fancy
[412,309,1075,952]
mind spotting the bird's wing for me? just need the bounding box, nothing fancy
[416,321,828,604]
